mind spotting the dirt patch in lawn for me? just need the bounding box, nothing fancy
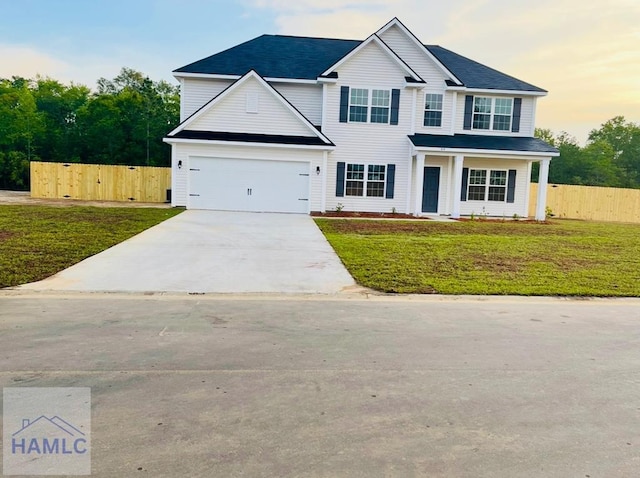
[312,211,430,220]
[0,190,170,208]
[0,230,15,242]
[316,218,566,237]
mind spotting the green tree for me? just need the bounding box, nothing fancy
[32,77,90,162]
[588,116,640,187]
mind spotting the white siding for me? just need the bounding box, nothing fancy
[458,158,531,217]
[379,25,449,86]
[171,142,324,211]
[454,95,536,137]
[188,76,313,137]
[181,78,234,120]
[323,41,414,213]
[272,83,323,126]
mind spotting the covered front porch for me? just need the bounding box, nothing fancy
[407,134,559,220]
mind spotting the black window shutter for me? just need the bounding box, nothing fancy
[461,167,469,201]
[463,95,473,130]
[336,162,346,197]
[390,89,400,125]
[512,98,522,133]
[385,164,395,199]
[506,169,517,203]
[339,86,349,123]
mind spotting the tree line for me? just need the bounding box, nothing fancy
[0,69,638,191]
[534,116,640,188]
[0,68,179,190]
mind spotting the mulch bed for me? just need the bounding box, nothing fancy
[311,211,431,220]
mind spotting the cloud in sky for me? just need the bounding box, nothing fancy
[248,0,640,143]
[1,0,638,143]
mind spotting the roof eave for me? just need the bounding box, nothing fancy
[163,137,336,151]
[410,144,559,158]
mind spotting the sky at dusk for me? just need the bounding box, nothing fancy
[1,0,638,144]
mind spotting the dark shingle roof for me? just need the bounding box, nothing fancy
[409,134,558,154]
[425,45,546,93]
[174,35,360,80]
[168,130,333,146]
[175,34,546,93]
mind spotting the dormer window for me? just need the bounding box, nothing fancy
[473,97,513,131]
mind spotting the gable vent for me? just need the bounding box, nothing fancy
[246,92,259,114]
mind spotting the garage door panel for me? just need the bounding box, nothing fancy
[188,157,309,213]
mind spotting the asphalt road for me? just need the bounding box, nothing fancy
[1,293,639,477]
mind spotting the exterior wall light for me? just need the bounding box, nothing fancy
[178,160,182,169]
[316,166,321,175]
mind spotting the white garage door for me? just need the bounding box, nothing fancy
[188,157,310,213]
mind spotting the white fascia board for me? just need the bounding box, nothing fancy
[412,145,559,158]
[163,137,335,151]
[321,34,423,82]
[174,71,318,85]
[249,73,333,144]
[170,70,332,145]
[316,77,338,84]
[452,87,548,97]
[167,72,256,135]
[376,18,463,86]
[173,72,240,81]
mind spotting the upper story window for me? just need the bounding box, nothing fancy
[423,93,443,127]
[349,89,369,123]
[340,86,400,126]
[348,88,390,124]
[473,97,513,131]
[371,90,390,124]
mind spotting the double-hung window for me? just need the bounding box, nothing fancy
[349,89,390,123]
[468,169,487,200]
[423,93,443,127]
[366,165,385,197]
[473,97,513,131]
[467,169,508,201]
[349,89,369,123]
[345,164,386,197]
[370,90,390,124]
[345,164,365,196]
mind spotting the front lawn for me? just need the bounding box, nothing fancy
[0,205,183,288]
[315,218,640,296]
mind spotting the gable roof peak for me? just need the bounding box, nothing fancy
[321,31,423,82]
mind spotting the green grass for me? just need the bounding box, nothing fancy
[0,205,183,288]
[315,218,640,296]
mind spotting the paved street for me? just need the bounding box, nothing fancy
[1,293,639,477]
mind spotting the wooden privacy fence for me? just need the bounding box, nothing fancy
[30,162,171,203]
[529,183,640,223]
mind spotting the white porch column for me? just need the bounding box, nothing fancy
[535,158,551,221]
[413,153,425,215]
[451,154,464,219]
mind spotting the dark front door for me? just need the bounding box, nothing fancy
[422,166,440,213]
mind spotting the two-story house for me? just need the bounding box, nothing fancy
[164,18,558,220]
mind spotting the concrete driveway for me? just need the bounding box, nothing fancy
[21,210,355,294]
